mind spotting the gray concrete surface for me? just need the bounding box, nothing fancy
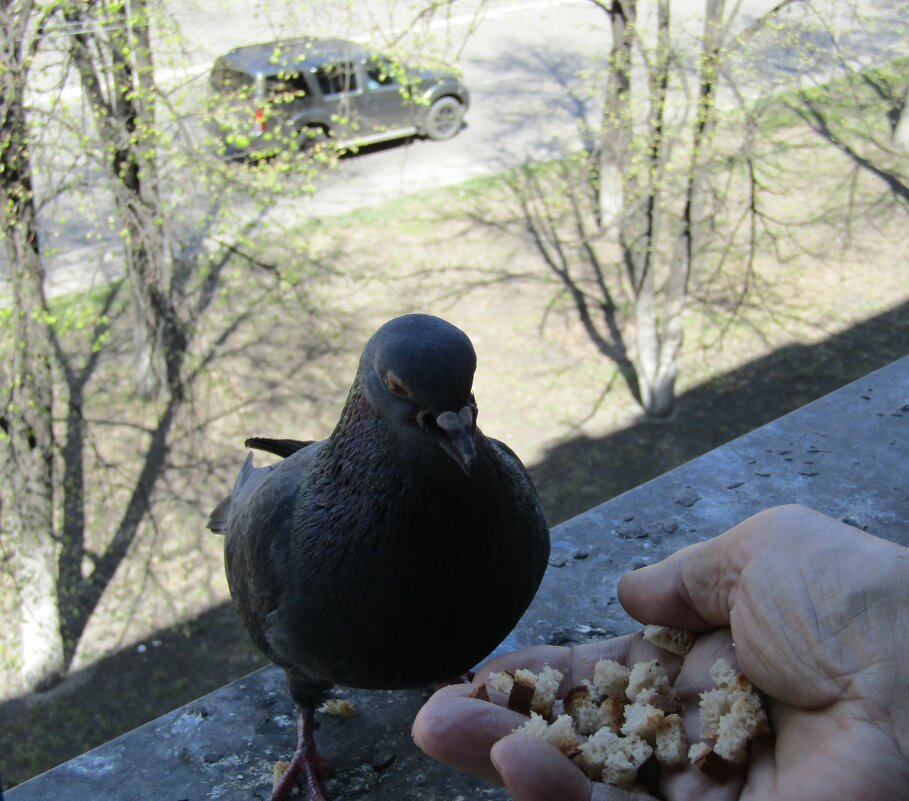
[8,354,909,800]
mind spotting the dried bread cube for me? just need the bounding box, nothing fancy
[620,701,665,742]
[488,666,563,719]
[564,682,607,735]
[599,695,625,733]
[575,727,653,788]
[626,659,671,701]
[695,658,769,770]
[593,658,631,699]
[708,658,739,690]
[715,692,769,764]
[688,741,730,783]
[521,665,563,719]
[488,670,514,696]
[318,698,356,718]
[654,713,688,765]
[469,683,490,701]
[515,712,582,757]
[621,698,689,766]
[698,688,730,738]
[643,624,696,656]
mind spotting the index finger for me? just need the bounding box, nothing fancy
[476,636,683,695]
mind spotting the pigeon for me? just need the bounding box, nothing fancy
[208,314,550,801]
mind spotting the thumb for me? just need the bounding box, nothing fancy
[616,505,813,629]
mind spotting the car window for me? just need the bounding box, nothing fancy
[265,72,309,102]
[365,58,397,90]
[313,62,358,96]
[211,64,254,94]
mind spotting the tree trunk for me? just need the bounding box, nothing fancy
[0,11,65,688]
[894,85,909,152]
[596,0,635,229]
[67,0,181,400]
[643,0,725,418]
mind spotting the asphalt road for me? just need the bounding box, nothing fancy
[11,0,906,297]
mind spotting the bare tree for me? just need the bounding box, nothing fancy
[64,0,182,400]
[0,0,65,690]
[894,86,909,151]
[483,0,799,418]
[0,0,480,695]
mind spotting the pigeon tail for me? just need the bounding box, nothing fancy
[245,437,313,458]
[207,452,258,533]
[206,495,231,533]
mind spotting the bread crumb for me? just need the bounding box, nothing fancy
[469,683,490,701]
[643,624,695,656]
[490,666,563,719]
[318,698,355,718]
[576,727,652,787]
[715,692,769,764]
[689,741,730,783]
[698,658,769,767]
[620,701,664,743]
[708,658,738,690]
[488,671,514,695]
[698,688,730,738]
[626,659,671,701]
[515,712,582,756]
[599,695,625,733]
[654,714,688,765]
[525,665,563,718]
[564,683,604,735]
[593,658,630,698]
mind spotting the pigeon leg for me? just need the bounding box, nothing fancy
[271,709,331,801]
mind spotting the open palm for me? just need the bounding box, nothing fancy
[414,506,909,801]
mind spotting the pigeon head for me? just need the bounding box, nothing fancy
[359,314,479,476]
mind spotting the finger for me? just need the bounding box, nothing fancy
[616,504,828,629]
[412,683,528,783]
[475,644,573,687]
[617,533,747,631]
[475,636,682,697]
[491,733,659,801]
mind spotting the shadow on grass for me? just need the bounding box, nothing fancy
[0,604,268,791]
[2,297,908,790]
[532,297,909,525]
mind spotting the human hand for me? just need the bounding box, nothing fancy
[619,504,909,801]
[414,631,750,800]
[413,505,909,800]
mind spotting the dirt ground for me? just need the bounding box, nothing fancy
[1,138,908,789]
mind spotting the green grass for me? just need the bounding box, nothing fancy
[749,55,909,133]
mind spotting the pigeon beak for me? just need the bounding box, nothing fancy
[429,405,477,477]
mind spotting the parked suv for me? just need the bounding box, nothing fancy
[207,37,470,157]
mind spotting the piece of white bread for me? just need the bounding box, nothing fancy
[643,624,696,656]
[626,659,672,701]
[575,727,653,788]
[593,658,631,699]
[485,641,767,790]
[654,713,688,765]
[516,712,582,756]
[563,681,609,735]
[488,665,564,720]
[691,657,769,772]
[620,697,689,766]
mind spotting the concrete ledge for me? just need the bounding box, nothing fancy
[9,355,908,801]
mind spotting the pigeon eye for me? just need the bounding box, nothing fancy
[384,371,412,399]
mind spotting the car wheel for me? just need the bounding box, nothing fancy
[424,97,464,141]
[298,125,331,152]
